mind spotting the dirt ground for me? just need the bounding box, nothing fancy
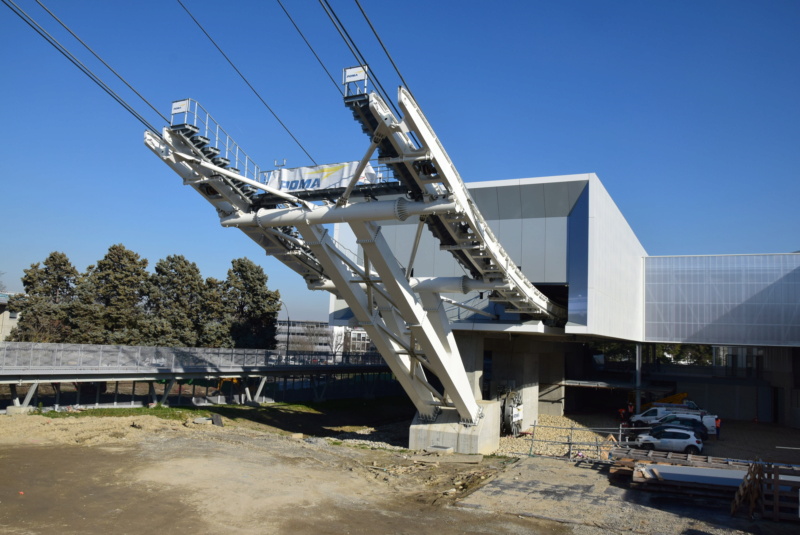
[1,409,799,534]
[0,413,556,534]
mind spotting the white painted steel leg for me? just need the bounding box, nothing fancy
[350,221,480,423]
[253,376,268,401]
[22,382,39,407]
[295,222,440,419]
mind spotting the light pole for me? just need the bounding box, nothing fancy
[279,300,290,358]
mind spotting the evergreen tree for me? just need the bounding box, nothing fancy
[146,255,205,347]
[196,277,234,348]
[68,244,149,345]
[225,258,280,349]
[7,252,78,342]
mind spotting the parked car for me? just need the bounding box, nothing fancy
[649,414,710,441]
[636,427,704,454]
[649,423,708,442]
[629,406,705,426]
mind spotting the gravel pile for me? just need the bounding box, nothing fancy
[328,414,624,458]
[498,414,622,459]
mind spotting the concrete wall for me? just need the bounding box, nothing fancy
[484,335,540,429]
[538,350,565,417]
[761,347,800,427]
[676,380,770,422]
[455,332,484,400]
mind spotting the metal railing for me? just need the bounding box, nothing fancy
[0,342,386,374]
[169,99,400,192]
[170,98,264,182]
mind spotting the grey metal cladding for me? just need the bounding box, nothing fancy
[520,184,546,218]
[544,217,568,282]
[471,181,588,220]
[496,185,523,219]
[520,218,546,281]
[544,182,571,218]
[470,187,500,220]
[567,181,589,213]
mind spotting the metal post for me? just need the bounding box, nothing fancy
[114,381,119,407]
[635,343,642,414]
[279,300,291,357]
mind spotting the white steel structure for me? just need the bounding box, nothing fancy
[145,87,565,431]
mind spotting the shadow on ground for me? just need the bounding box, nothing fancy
[201,396,416,441]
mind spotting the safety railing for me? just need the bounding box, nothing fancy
[169,98,264,183]
[0,342,387,374]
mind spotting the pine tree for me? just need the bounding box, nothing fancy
[225,258,280,349]
[7,252,78,342]
[196,277,234,348]
[67,244,149,345]
[146,255,205,347]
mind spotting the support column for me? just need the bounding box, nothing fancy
[22,382,39,407]
[538,349,565,417]
[159,378,176,406]
[455,332,484,400]
[519,353,540,430]
[635,343,642,413]
[253,377,268,402]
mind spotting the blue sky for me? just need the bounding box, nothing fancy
[1,1,798,320]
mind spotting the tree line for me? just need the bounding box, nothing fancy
[6,245,280,349]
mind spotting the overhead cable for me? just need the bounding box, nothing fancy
[35,0,169,125]
[354,0,414,99]
[276,0,342,96]
[177,0,318,165]
[2,0,160,134]
[318,0,400,118]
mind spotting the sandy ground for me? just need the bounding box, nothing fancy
[0,414,554,534]
[1,411,799,534]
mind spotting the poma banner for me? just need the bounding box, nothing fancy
[265,161,378,193]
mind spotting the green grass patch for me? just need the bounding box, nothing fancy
[42,405,211,421]
[36,396,415,438]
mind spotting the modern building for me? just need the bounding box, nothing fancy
[331,173,800,428]
[275,320,375,358]
[0,293,19,342]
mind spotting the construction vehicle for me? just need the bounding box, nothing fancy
[639,392,690,411]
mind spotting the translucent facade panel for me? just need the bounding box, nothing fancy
[644,254,800,346]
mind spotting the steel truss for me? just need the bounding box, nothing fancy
[145,88,564,425]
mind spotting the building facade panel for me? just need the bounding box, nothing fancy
[576,174,647,340]
[645,254,800,346]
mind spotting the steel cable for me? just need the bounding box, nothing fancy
[2,0,160,134]
[177,0,318,165]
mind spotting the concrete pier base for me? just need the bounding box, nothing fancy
[409,400,501,454]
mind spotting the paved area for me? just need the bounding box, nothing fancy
[458,456,797,534]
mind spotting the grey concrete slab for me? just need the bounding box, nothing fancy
[457,456,785,534]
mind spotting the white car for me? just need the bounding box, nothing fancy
[636,427,704,454]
